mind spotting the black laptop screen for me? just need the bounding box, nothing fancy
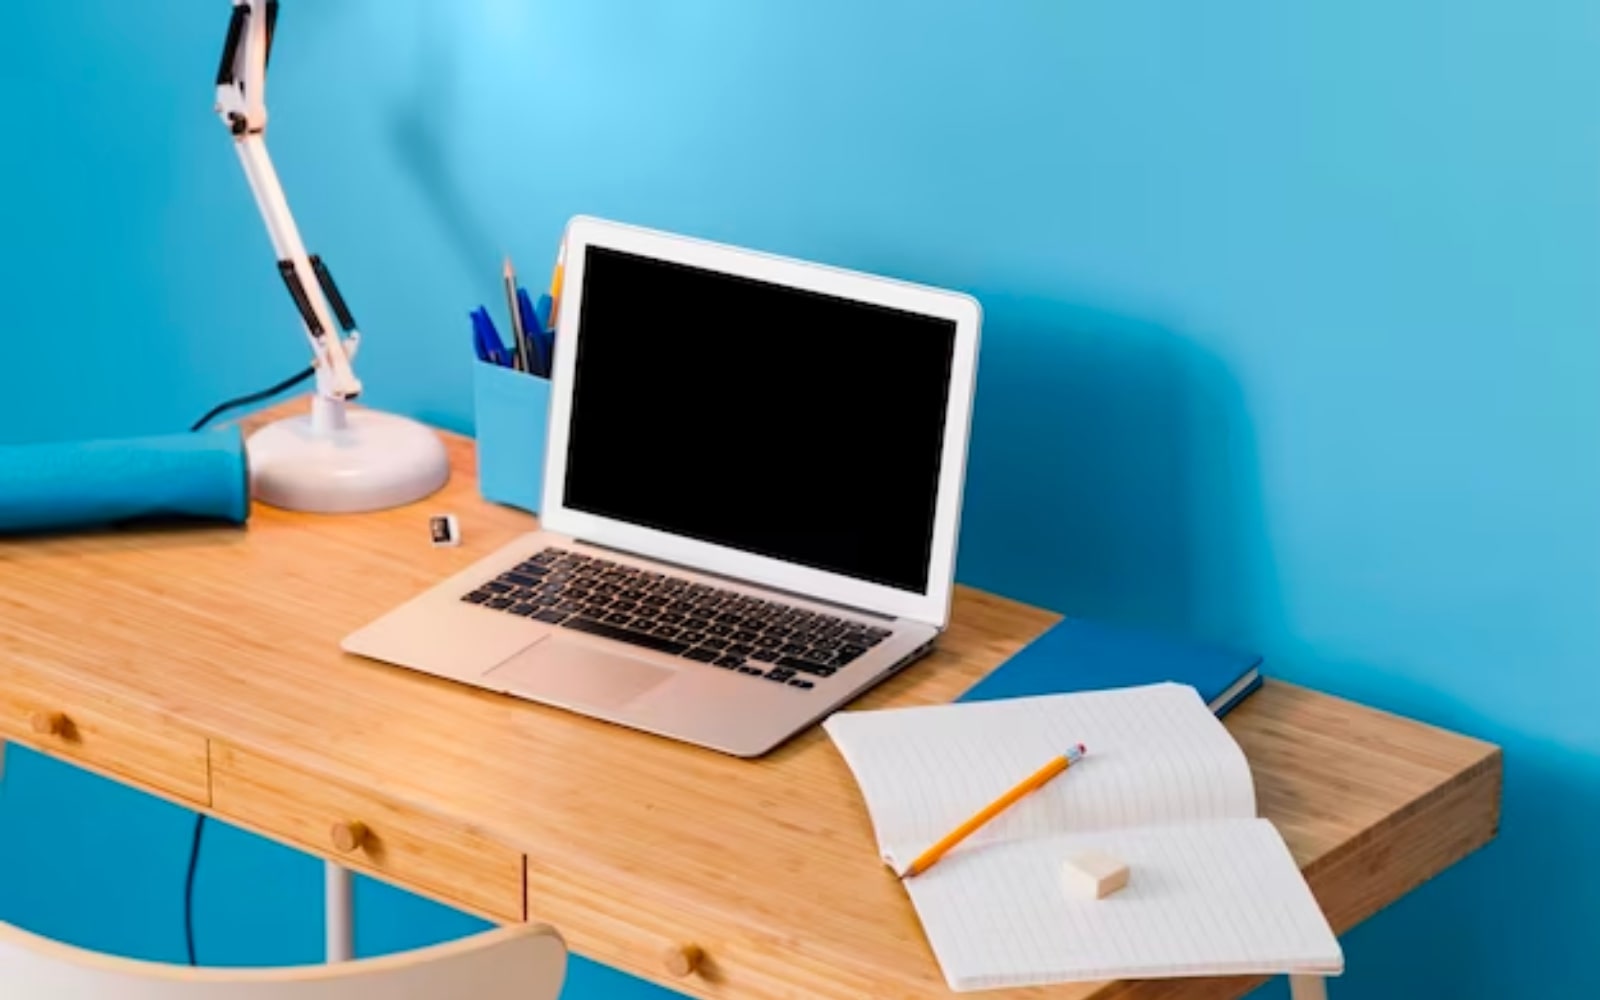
[562,245,957,593]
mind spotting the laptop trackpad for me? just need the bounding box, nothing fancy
[485,637,675,709]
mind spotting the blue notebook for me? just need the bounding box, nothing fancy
[959,617,1263,716]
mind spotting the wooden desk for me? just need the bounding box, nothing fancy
[0,407,1501,999]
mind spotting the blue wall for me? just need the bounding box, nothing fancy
[3,1,1598,997]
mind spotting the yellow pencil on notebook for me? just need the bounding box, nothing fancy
[899,743,1087,878]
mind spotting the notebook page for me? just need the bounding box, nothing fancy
[906,819,1343,991]
[824,683,1254,868]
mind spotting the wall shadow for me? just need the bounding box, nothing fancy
[957,292,1270,648]
[1273,660,1599,997]
[381,6,499,281]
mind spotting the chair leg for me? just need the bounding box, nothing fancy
[1289,975,1329,1000]
[325,860,353,963]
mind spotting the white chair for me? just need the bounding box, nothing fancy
[0,918,566,999]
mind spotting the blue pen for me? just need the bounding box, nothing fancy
[484,309,513,367]
[487,307,515,367]
[516,288,551,378]
[471,309,494,364]
[536,327,555,379]
[470,310,492,363]
[473,307,511,367]
[531,296,556,377]
[533,292,557,376]
[535,292,556,376]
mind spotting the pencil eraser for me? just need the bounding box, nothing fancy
[429,514,461,547]
[1062,849,1129,900]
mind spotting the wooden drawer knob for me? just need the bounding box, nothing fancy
[662,943,704,978]
[330,821,370,853]
[29,710,69,737]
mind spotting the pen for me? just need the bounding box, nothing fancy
[471,316,490,364]
[472,307,511,367]
[534,292,555,377]
[503,257,529,372]
[471,308,495,364]
[517,287,550,378]
[899,743,1087,878]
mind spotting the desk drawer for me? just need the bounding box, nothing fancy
[210,743,524,922]
[526,863,889,1000]
[0,672,209,806]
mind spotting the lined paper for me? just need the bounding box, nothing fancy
[825,684,1343,989]
[904,820,1344,990]
[824,683,1256,868]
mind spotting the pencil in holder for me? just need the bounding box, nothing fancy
[473,360,550,514]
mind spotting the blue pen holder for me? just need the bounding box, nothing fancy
[474,360,550,514]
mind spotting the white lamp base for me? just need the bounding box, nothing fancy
[247,399,450,513]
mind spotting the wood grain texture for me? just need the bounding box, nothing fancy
[0,662,210,806]
[211,743,526,923]
[0,400,1501,999]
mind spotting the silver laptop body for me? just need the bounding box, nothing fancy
[343,217,982,757]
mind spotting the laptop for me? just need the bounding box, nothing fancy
[342,216,982,757]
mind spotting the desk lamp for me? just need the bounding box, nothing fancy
[213,0,449,512]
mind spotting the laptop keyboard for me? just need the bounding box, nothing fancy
[461,547,891,691]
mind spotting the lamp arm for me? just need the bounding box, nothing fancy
[214,0,362,405]
[203,0,449,512]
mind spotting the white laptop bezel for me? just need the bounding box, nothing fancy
[539,216,981,628]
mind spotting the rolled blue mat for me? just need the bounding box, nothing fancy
[0,426,250,533]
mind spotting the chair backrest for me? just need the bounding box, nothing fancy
[0,919,565,1000]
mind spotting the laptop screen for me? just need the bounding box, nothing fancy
[563,245,958,594]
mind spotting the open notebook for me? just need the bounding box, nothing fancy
[824,683,1342,991]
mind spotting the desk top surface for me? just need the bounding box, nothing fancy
[0,405,1501,999]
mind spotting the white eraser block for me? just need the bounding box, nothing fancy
[1062,849,1130,900]
[429,514,461,547]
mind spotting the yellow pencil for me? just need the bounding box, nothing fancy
[548,240,567,323]
[900,743,1087,878]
